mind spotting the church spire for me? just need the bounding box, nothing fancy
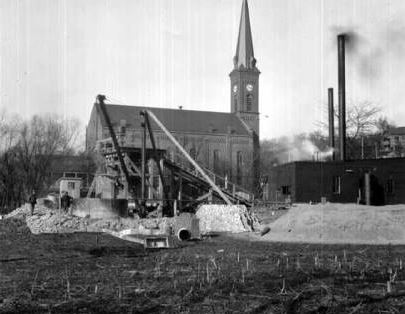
[233,0,257,70]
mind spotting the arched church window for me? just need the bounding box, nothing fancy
[233,95,238,112]
[246,94,253,111]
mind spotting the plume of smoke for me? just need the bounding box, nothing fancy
[329,20,405,81]
[274,136,333,164]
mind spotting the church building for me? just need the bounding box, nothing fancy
[86,0,260,191]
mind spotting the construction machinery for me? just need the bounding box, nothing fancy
[87,95,254,217]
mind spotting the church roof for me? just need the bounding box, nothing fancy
[234,0,258,71]
[95,103,251,136]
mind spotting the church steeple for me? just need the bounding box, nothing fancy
[230,0,260,136]
[233,0,258,71]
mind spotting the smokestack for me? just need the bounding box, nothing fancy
[328,88,335,161]
[338,34,346,161]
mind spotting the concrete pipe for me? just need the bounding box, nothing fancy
[177,228,191,241]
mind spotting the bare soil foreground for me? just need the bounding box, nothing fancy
[3,217,405,313]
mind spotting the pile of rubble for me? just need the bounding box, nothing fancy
[26,211,90,234]
[196,204,260,234]
[5,204,48,219]
[4,203,259,237]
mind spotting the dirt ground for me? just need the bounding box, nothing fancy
[2,217,405,313]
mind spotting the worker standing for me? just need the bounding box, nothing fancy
[28,191,37,216]
[61,192,73,215]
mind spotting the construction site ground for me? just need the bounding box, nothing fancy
[3,204,405,313]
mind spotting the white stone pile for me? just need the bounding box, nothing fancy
[196,204,260,234]
[5,204,49,219]
[26,211,89,234]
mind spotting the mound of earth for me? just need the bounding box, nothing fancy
[196,204,260,234]
[260,203,405,245]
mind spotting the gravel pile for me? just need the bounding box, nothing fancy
[196,204,260,234]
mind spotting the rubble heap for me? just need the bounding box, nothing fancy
[4,204,199,237]
[5,204,48,219]
[196,204,259,234]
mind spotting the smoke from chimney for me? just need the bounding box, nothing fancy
[330,24,405,82]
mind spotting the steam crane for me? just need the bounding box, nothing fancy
[96,95,134,198]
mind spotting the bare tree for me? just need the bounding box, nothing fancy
[16,114,82,197]
[315,101,396,159]
[316,101,383,140]
[0,112,83,211]
[345,102,382,139]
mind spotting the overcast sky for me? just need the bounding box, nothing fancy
[1,0,405,139]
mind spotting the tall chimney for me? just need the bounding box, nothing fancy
[328,88,335,161]
[338,34,346,161]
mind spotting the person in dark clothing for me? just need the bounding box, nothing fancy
[28,191,37,215]
[61,192,72,214]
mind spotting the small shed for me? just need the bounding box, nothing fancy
[59,177,82,199]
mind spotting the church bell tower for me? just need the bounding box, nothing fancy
[230,0,260,136]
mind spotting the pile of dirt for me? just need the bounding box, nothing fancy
[260,203,405,245]
[196,204,260,234]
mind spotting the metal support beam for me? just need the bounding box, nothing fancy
[124,155,158,197]
[141,120,146,199]
[142,111,167,199]
[178,175,183,212]
[96,95,131,197]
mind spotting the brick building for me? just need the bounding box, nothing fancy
[86,0,260,191]
[381,127,405,158]
[266,158,405,205]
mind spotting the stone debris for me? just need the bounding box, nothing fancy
[196,204,260,234]
[4,205,202,238]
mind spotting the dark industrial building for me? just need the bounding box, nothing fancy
[266,158,405,205]
[265,31,405,206]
